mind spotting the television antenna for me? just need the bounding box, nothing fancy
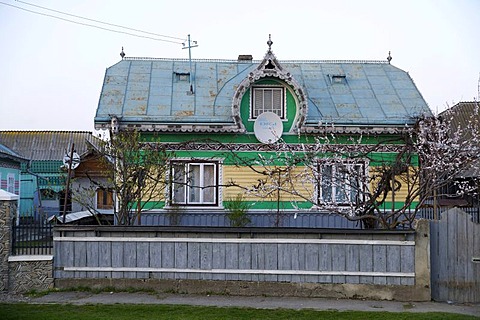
[182,34,198,94]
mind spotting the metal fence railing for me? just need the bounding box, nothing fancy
[11,217,53,255]
[417,206,480,224]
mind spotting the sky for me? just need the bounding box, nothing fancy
[0,0,479,132]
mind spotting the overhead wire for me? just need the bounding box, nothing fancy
[14,0,186,42]
[0,1,186,44]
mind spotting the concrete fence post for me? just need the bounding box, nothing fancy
[0,199,16,292]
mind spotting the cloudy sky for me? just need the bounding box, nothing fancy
[1,0,479,132]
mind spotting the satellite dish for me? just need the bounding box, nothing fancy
[63,151,80,170]
[254,112,283,144]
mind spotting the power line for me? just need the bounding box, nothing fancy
[0,1,185,44]
[15,0,186,42]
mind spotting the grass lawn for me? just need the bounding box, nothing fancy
[0,303,476,320]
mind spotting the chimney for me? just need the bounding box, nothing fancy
[238,55,253,62]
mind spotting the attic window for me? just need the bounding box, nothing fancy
[331,75,346,84]
[251,86,285,119]
[175,72,190,82]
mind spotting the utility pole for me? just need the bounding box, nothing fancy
[182,34,198,94]
[62,143,75,223]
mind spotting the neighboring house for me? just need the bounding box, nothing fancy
[0,131,103,220]
[0,143,27,219]
[67,145,114,224]
[94,38,432,227]
[434,101,480,211]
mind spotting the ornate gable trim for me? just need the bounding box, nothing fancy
[232,36,308,132]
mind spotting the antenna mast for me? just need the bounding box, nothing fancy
[182,34,198,94]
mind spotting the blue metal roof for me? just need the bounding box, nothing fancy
[94,56,431,130]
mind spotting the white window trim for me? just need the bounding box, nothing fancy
[317,160,368,206]
[95,187,114,210]
[250,85,286,120]
[168,158,223,207]
[7,173,15,194]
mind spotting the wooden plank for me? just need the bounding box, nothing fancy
[437,213,449,301]
[457,212,468,303]
[211,243,226,280]
[238,243,252,281]
[465,214,474,303]
[346,244,359,284]
[318,243,332,283]
[136,242,149,279]
[111,242,124,279]
[290,243,304,283]
[149,242,162,268]
[98,241,111,279]
[400,245,414,285]
[74,241,87,278]
[123,242,137,279]
[331,244,346,284]
[305,243,319,283]
[226,243,239,281]
[429,221,439,296]
[373,245,387,284]
[86,241,99,279]
[277,243,291,282]
[174,242,187,279]
[200,242,213,280]
[447,210,458,302]
[265,244,278,282]
[359,244,373,284]
[54,236,414,246]
[161,242,175,279]
[187,242,200,280]
[55,241,74,279]
[386,245,401,285]
[252,243,265,282]
[473,216,480,303]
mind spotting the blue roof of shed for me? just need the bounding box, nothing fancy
[0,143,27,162]
[94,57,431,130]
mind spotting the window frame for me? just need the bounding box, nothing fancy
[317,159,367,206]
[7,173,15,194]
[96,187,114,210]
[250,85,286,120]
[169,160,220,207]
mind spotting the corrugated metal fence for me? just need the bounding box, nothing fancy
[430,208,480,303]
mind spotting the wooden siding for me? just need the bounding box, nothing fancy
[223,165,313,202]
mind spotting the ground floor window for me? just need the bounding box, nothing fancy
[318,160,366,205]
[96,188,114,210]
[7,173,15,194]
[170,160,219,206]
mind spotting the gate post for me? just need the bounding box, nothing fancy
[414,219,431,300]
[0,196,18,292]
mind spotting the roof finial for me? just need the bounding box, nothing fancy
[387,51,392,64]
[267,34,273,51]
[120,47,125,59]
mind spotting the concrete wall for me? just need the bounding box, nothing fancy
[54,222,431,301]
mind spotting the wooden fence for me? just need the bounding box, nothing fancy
[53,223,431,301]
[430,208,480,303]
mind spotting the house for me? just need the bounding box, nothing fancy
[94,37,432,227]
[0,131,106,221]
[434,102,480,212]
[0,143,27,220]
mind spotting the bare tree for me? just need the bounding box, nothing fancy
[72,130,173,225]
[107,130,173,225]
[223,103,480,229]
